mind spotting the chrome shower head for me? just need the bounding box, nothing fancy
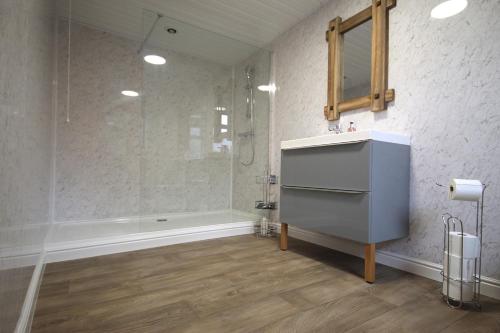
[244,66,255,91]
[244,66,254,80]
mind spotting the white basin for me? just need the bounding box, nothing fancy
[280,130,410,150]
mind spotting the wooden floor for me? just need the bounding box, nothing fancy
[32,235,500,332]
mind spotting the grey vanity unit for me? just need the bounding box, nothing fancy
[279,131,410,282]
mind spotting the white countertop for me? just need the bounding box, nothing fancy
[280,130,410,150]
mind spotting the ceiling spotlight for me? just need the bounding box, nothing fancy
[431,0,468,19]
[144,54,166,65]
[166,27,177,34]
[121,90,139,97]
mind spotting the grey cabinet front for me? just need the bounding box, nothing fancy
[281,142,371,191]
[280,187,370,243]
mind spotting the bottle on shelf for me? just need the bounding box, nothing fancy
[347,121,356,132]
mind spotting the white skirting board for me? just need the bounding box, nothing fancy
[0,252,41,271]
[45,221,257,263]
[274,223,500,300]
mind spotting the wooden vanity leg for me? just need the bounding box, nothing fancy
[364,243,376,283]
[280,223,288,251]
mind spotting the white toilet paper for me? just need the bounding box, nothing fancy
[447,231,480,259]
[442,279,474,302]
[443,251,476,282]
[449,179,483,201]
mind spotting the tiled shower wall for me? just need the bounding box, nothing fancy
[55,22,233,222]
[232,49,271,214]
[141,47,233,215]
[55,22,143,222]
[270,0,500,279]
[0,0,56,331]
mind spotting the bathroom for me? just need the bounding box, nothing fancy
[1,0,499,332]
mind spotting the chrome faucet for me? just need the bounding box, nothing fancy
[329,123,343,134]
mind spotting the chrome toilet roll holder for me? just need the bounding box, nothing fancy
[441,185,487,310]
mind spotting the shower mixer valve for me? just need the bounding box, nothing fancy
[255,201,276,210]
[255,174,277,185]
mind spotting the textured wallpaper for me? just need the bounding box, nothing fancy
[270,0,500,279]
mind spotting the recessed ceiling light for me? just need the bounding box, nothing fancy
[166,27,177,34]
[121,90,139,97]
[144,54,166,65]
[431,0,468,19]
[257,83,276,93]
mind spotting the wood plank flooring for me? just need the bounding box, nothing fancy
[32,235,500,332]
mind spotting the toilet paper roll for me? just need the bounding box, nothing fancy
[442,279,474,302]
[447,231,480,259]
[449,179,483,201]
[443,251,475,282]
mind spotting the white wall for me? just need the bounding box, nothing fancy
[0,0,56,330]
[270,0,500,279]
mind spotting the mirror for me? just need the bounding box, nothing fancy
[342,20,372,101]
[323,0,396,121]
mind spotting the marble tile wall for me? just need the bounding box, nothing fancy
[55,22,234,221]
[269,0,500,279]
[141,48,233,215]
[0,0,56,331]
[55,22,143,222]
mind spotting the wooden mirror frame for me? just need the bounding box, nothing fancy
[324,0,396,121]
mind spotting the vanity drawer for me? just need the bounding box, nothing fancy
[281,141,371,191]
[280,186,370,243]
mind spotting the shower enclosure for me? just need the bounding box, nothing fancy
[48,1,271,246]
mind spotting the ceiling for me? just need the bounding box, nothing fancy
[57,0,328,65]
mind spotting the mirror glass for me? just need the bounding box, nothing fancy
[342,19,372,100]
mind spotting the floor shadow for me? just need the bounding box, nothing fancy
[283,236,406,281]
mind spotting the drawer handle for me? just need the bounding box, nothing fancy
[281,185,366,194]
